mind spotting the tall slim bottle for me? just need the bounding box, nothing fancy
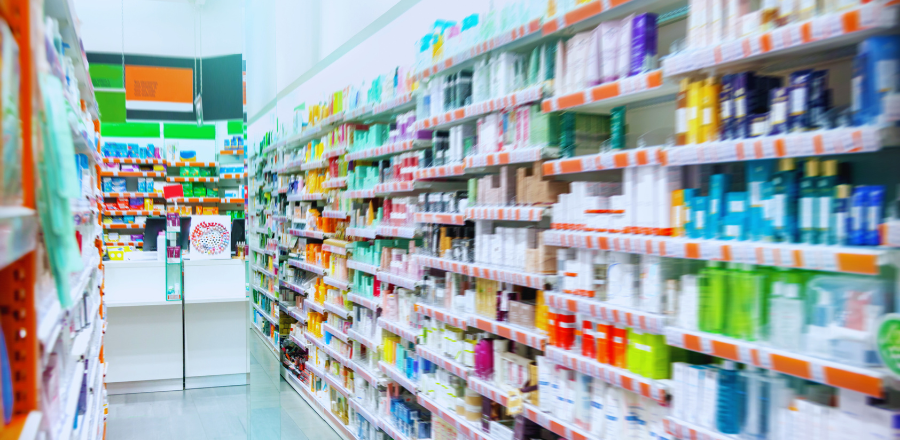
[772,158,799,243]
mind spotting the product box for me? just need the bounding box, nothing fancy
[182,182,193,194]
[116,197,130,210]
[509,300,536,330]
[144,199,154,211]
[180,167,191,177]
[193,186,207,197]
[202,207,219,215]
[129,197,143,208]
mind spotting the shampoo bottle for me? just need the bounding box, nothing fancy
[716,361,741,434]
[799,159,820,244]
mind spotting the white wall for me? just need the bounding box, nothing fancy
[74,0,243,58]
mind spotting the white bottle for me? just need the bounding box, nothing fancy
[157,232,166,261]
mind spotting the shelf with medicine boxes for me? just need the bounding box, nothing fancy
[414,163,466,181]
[304,300,326,314]
[465,206,548,222]
[251,264,277,279]
[322,209,350,219]
[252,302,279,325]
[321,322,350,344]
[369,92,416,119]
[663,2,895,77]
[280,304,306,323]
[103,192,165,198]
[414,254,552,290]
[416,395,492,440]
[102,209,165,216]
[416,85,545,131]
[252,285,279,303]
[348,293,379,310]
[375,225,418,239]
[323,300,350,319]
[346,227,378,239]
[100,170,166,177]
[468,315,547,350]
[347,259,379,275]
[541,125,884,177]
[545,346,669,404]
[345,139,431,161]
[166,197,221,203]
[322,177,348,189]
[219,172,248,179]
[415,345,470,379]
[166,176,219,183]
[377,317,421,344]
[283,369,360,440]
[413,212,465,225]
[348,328,379,351]
[288,228,327,239]
[663,418,737,440]
[544,291,666,335]
[281,279,306,296]
[322,241,347,255]
[102,157,166,165]
[665,326,887,398]
[542,70,673,113]
[542,229,886,276]
[466,376,511,407]
[287,193,327,201]
[300,159,328,171]
[375,271,420,290]
[414,303,468,329]
[463,145,554,171]
[378,361,418,394]
[288,259,327,275]
[522,404,601,440]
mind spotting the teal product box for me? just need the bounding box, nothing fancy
[690,196,708,239]
[707,174,731,239]
[723,192,749,240]
[683,188,697,238]
[746,160,774,241]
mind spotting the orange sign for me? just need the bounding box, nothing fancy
[125,65,193,103]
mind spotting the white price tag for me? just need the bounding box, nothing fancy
[761,137,777,158]
[717,141,738,162]
[830,13,843,37]
[819,249,838,272]
[599,153,616,169]
[812,16,827,40]
[581,155,597,172]
[771,29,786,51]
[665,327,683,347]
[762,246,777,266]
[780,248,796,267]
[810,363,827,383]
[701,337,714,354]
[860,2,877,28]
[792,134,815,156]
[738,345,754,364]
[682,145,701,164]
[748,37,762,55]
[802,248,819,270]
[757,349,773,369]
[789,24,803,46]
[700,241,722,260]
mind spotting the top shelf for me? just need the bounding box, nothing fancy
[45,0,98,116]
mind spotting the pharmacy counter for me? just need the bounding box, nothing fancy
[105,258,248,393]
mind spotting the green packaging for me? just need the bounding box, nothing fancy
[179,167,190,177]
[193,186,207,197]
[610,106,626,150]
[181,182,193,194]
[699,261,727,334]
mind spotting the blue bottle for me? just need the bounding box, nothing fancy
[716,361,742,434]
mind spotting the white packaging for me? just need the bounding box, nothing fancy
[686,366,705,425]
[623,167,637,232]
[600,22,619,83]
[590,379,606,435]
[554,39,567,96]
[700,367,719,429]
[537,356,554,412]
[617,15,634,81]
[636,166,656,234]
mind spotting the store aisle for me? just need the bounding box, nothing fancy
[105,329,344,440]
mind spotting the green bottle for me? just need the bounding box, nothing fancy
[699,261,728,334]
[726,264,764,341]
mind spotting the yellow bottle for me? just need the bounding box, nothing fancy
[700,77,721,143]
[687,80,702,145]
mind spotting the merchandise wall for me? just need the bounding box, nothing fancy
[248,1,900,440]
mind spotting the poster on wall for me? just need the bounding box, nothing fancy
[189,215,231,260]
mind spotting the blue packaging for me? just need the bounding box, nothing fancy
[866,185,885,245]
[720,74,734,140]
[127,143,139,158]
[732,72,755,139]
[807,70,829,129]
[683,188,697,238]
[850,186,868,245]
[859,36,900,125]
[691,196,709,239]
[852,54,868,126]
[708,174,731,239]
[768,88,789,135]
[788,70,813,132]
[630,13,659,76]
[102,177,113,192]
[746,160,774,241]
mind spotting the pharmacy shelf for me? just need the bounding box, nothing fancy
[166,177,218,183]
[305,300,326,314]
[99,170,165,177]
[288,259,326,275]
[252,302,279,325]
[251,285,279,303]
[166,197,221,203]
[345,139,431,161]
[221,198,246,204]
[665,326,887,398]
[280,160,305,174]
[375,271,419,290]
[345,189,376,199]
[468,315,547,350]
[288,228,326,239]
[348,328,379,351]
[322,210,350,219]
[369,92,415,119]
[414,303,468,330]
[415,345,469,379]
[345,104,371,121]
[250,245,278,256]
[378,417,411,440]
[168,161,217,167]
[102,192,165,198]
[378,361,417,394]
[413,212,465,225]
[545,291,665,334]
[322,242,347,255]
[545,346,669,404]
[465,206,546,222]
[322,371,352,398]
[300,159,327,171]
[463,146,552,170]
[377,317,421,343]
[664,2,895,77]
[102,157,165,164]
[287,193,326,201]
[663,417,737,440]
[467,376,510,407]
[414,254,551,290]
[542,127,882,177]
[251,264,277,279]
[323,300,349,321]
[220,173,247,179]
[416,395,491,440]
[416,18,542,80]
[280,304,306,323]
[352,360,384,388]
[347,259,379,275]
[522,404,601,440]
[103,224,145,230]
[348,293,379,310]
[541,0,683,36]
[414,164,465,181]
[542,70,674,113]
[374,181,415,195]
[348,398,379,426]
[219,149,244,156]
[102,209,165,216]
[543,229,887,276]
[322,322,349,342]
[416,85,544,131]
[283,368,359,440]
[104,241,143,247]
[347,227,378,239]
[322,177,348,189]
[53,365,86,440]
[375,225,417,239]
[323,276,350,291]
[304,331,325,351]
[0,207,37,271]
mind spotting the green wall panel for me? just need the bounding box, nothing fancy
[163,123,216,140]
[100,122,161,138]
[95,91,126,123]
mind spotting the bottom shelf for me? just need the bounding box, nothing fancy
[281,366,358,440]
[251,325,280,361]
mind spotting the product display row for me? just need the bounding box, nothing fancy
[246,1,899,440]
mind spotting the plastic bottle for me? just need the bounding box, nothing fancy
[699,261,727,334]
[716,361,742,434]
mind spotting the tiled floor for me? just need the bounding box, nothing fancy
[106,327,343,440]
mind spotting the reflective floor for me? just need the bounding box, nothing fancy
[106,328,342,440]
